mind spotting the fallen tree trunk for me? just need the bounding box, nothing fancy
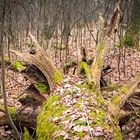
[36,80,122,140]
[0,73,139,140]
[35,75,140,140]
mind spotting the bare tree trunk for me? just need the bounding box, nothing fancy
[91,0,122,92]
[0,0,22,139]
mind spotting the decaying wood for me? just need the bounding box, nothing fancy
[106,0,121,36]
[10,33,63,91]
[0,107,38,135]
[90,13,109,92]
[64,60,77,74]
[91,40,109,92]
[108,74,140,117]
[0,63,49,137]
[90,0,121,92]
[76,46,87,74]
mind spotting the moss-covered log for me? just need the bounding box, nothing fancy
[1,74,139,140]
[36,81,122,140]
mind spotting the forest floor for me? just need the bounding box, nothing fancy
[0,47,140,139]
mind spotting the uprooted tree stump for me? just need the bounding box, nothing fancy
[10,33,63,91]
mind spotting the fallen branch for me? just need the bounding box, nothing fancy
[108,74,140,117]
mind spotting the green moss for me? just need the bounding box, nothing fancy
[92,136,105,140]
[0,106,17,119]
[9,107,17,119]
[74,119,87,126]
[107,84,121,91]
[90,110,110,130]
[53,70,63,85]
[112,117,122,140]
[114,43,121,49]
[75,103,81,108]
[96,112,105,126]
[122,34,133,47]
[110,85,129,106]
[12,61,27,72]
[111,96,121,105]
[77,132,85,138]
[75,101,83,111]
[80,62,91,78]
[92,91,97,95]
[44,95,61,109]
[37,95,67,140]
[92,42,106,70]
[61,115,71,122]
[37,120,58,139]
[53,105,67,118]
[35,83,49,94]
[119,85,129,94]
[68,130,75,137]
[55,136,65,140]
[95,96,105,106]
[76,83,88,89]
[80,62,95,88]
[23,127,33,140]
[114,127,122,140]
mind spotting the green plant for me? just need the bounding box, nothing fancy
[114,43,121,48]
[122,34,133,47]
[35,83,49,94]
[23,127,33,140]
[12,61,27,72]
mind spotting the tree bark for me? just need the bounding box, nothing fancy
[0,0,22,139]
[108,74,140,117]
[11,33,63,91]
[91,0,121,92]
